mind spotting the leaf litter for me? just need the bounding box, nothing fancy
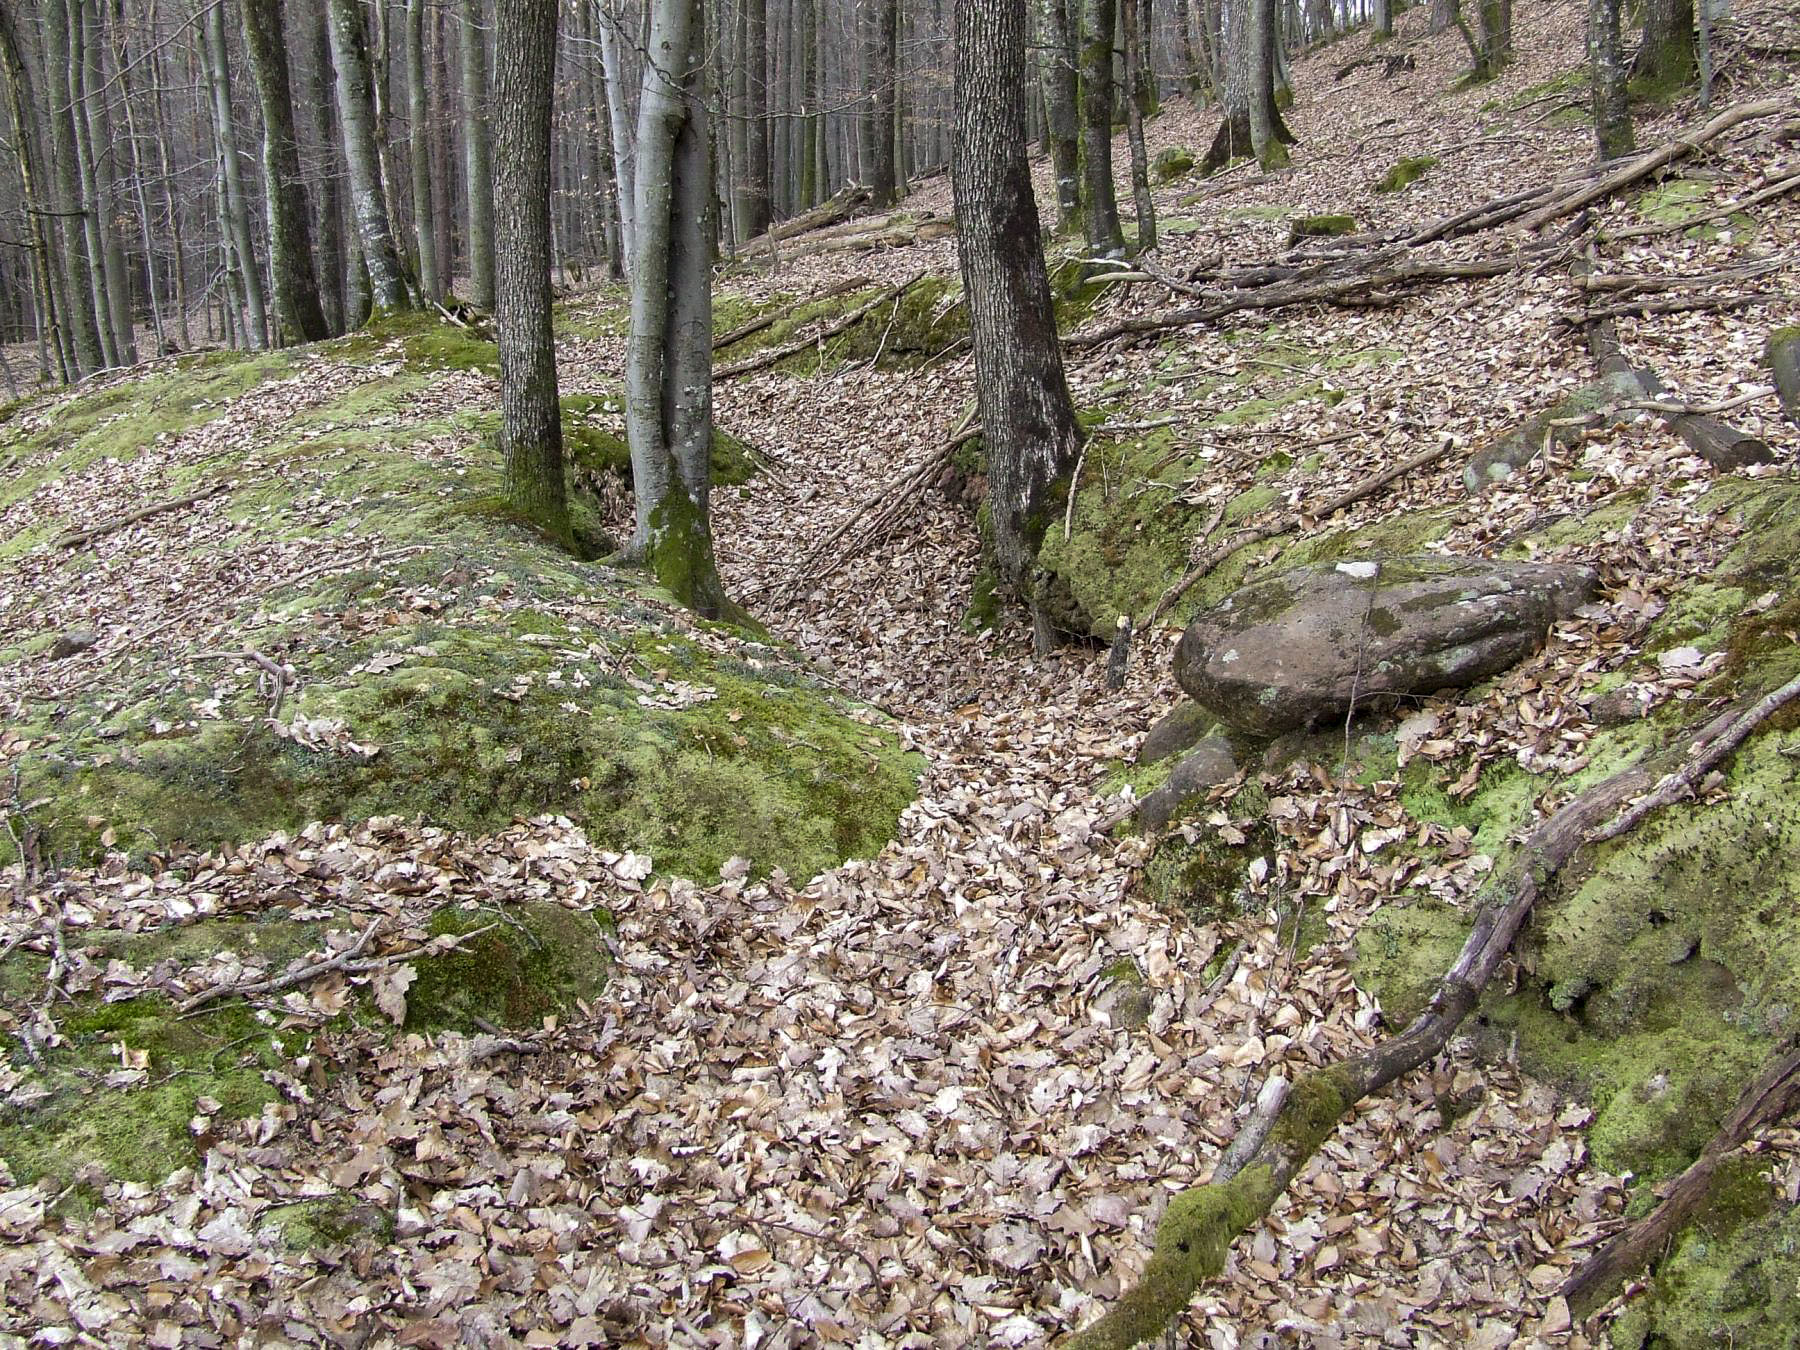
[3,2,1800,1345]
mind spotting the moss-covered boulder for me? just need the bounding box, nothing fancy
[1152,146,1198,184]
[1172,556,1599,736]
[1288,214,1358,243]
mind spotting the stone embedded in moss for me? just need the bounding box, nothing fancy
[1152,146,1198,184]
[1374,155,1437,193]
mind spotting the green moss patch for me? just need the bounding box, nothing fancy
[1374,156,1437,193]
[405,903,610,1031]
[1152,146,1198,184]
[1289,214,1358,242]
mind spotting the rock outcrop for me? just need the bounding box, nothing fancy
[1174,556,1599,736]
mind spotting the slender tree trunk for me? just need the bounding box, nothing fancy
[1247,0,1288,167]
[113,5,167,354]
[740,0,771,234]
[626,0,729,617]
[305,3,347,333]
[201,0,269,348]
[1081,0,1126,255]
[79,0,135,363]
[1374,0,1392,37]
[955,0,1085,654]
[1041,0,1082,229]
[596,0,636,271]
[1122,0,1157,247]
[796,0,819,209]
[0,7,69,381]
[1590,0,1634,158]
[406,0,440,300]
[327,0,412,311]
[865,0,898,205]
[67,0,118,366]
[239,0,332,342]
[492,0,567,533]
[457,0,496,307]
[148,0,191,349]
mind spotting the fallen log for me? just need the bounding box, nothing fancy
[1560,1027,1800,1318]
[54,481,230,550]
[785,214,956,258]
[1065,683,1788,1350]
[712,276,870,352]
[737,185,871,253]
[1518,96,1790,232]
[715,271,929,380]
[1586,306,1773,471]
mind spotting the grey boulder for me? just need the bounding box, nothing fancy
[1174,556,1599,736]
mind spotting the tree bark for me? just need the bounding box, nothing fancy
[1589,0,1634,159]
[200,0,269,349]
[1631,0,1695,93]
[1247,0,1288,168]
[865,0,899,207]
[455,0,496,307]
[0,6,71,381]
[740,0,772,234]
[954,0,1085,652]
[626,0,729,617]
[1122,0,1157,247]
[239,0,332,343]
[406,0,440,300]
[1081,0,1127,255]
[1041,0,1083,229]
[77,0,135,364]
[491,0,567,535]
[328,0,413,312]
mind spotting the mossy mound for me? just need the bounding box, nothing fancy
[1152,146,1198,184]
[1288,214,1359,242]
[559,392,759,490]
[1374,155,1437,193]
[1,334,921,885]
[0,903,608,1195]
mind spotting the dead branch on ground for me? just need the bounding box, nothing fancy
[54,482,230,550]
[1066,683,1792,1349]
[715,272,929,380]
[712,276,870,352]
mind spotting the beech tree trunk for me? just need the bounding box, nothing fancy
[305,3,348,334]
[201,0,269,349]
[1040,0,1082,229]
[406,0,440,300]
[597,0,637,271]
[458,0,496,307]
[1589,0,1634,158]
[1122,0,1157,247]
[239,0,332,343]
[0,6,70,380]
[626,0,730,618]
[492,0,567,534]
[1247,0,1288,168]
[866,0,899,206]
[740,0,772,234]
[953,0,1085,653]
[1631,0,1694,92]
[327,0,412,312]
[1081,0,1126,255]
[77,0,135,364]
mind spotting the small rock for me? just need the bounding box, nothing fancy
[49,631,99,661]
[1138,702,1215,766]
[1135,737,1240,832]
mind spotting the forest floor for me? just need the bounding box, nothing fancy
[3,1,1800,1347]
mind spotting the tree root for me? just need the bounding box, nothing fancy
[1066,683,1792,1348]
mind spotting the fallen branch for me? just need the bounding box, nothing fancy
[1066,685,1787,1349]
[712,276,870,352]
[54,482,229,550]
[1518,96,1791,232]
[715,271,928,380]
[1560,1032,1800,1317]
[737,186,872,253]
[179,920,497,1013]
[1106,437,1456,687]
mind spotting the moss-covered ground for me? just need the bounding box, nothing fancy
[0,316,921,884]
[0,902,608,1200]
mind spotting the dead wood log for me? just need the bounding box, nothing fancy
[712,276,871,352]
[784,215,956,259]
[714,271,929,380]
[1104,437,1458,686]
[1518,96,1790,233]
[1585,307,1773,471]
[1561,1029,1800,1318]
[54,482,230,550]
[737,185,872,253]
[1064,685,1788,1350]
[1768,326,1800,423]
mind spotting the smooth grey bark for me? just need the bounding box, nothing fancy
[865,0,898,205]
[77,0,135,363]
[327,0,412,311]
[0,7,69,380]
[67,0,118,366]
[1589,0,1634,158]
[1040,0,1082,228]
[147,1,192,349]
[492,0,567,534]
[625,0,728,617]
[112,11,168,353]
[953,0,1084,653]
[201,0,269,349]
[239,0,332,342]
[458,0,496,307]
[406,0,440,300]
[305,2,348,332]
[1246,0,1287,168]
[1122,0,1156,248]
[1080,0,1126,255]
